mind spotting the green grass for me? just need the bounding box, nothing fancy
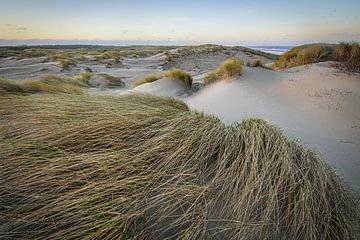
[0,93,358,239]
[204,58,242,85]
[164,68,192,88]
[134,75,164,87]
[0,73,91,95]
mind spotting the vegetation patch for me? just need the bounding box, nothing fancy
[164,68,192,88]
[335,42,360,73]
[134,75,164,87]
[0,73,91,95]
[205,58,242,85]
[0,93,359,239]
[276,42,360,73]
[96,73,125,88]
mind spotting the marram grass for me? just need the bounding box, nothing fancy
[0,94,359,239]
[0,73,91,95]
[205,58,242,85]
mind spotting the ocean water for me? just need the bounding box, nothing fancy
[248,46,293,55]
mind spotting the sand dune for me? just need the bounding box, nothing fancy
[1,48,359,192]
[186,62,360,191]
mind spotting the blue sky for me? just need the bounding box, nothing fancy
[0,0,359,46]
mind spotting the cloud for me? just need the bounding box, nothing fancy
[5,24,13,27]
[16,27,28,31]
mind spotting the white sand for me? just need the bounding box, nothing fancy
[132,77,186,97]
[186,62,360,191]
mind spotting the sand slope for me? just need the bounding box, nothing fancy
[187,62,360,191]
[132,77,187,97]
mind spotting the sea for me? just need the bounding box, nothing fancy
[247,46,293,55]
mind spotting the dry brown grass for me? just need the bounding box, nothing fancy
[205,58,242,85]
[0,93,358,239]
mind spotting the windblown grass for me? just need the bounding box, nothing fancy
[335,42,360,73]
[276,42,360,73]
[93,50,122,62]
[0,93,358,239]
[0,73,91,95]
[205,58,242,85]
[164,68,192,88]
[134,75,164,87]
[252,58,263,67]
[59,58,77,70]
[276,44,335,69]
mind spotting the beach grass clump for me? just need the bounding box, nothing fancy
[59,58,77,70]
[252,58,263,67]
[276,42,360,73]
[276,44,335,69]
[276,44,337,69]
[93,50,122,62]
[134,75,164,87]
[0,73,91,95]
[0,93,359,239]
[336,42,360,73]
[96,73,125,88]
[164,68,192,88]
[205,57,242,85]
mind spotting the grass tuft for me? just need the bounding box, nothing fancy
[252,58,263,67]
[335,42,360,73]
[164,68,192,88]
[59,58,77,70]
[134,75,164,87]
[276,44,335,69]
[0,73,91,95]
[0,93,359,239]
[96,73,125,88]
[204,58,242,85]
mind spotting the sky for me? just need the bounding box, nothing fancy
[0,0,360,46]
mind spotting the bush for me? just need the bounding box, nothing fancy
[164,68,192,88]
[204,58,242,85]
[0,93,359,239]
[134,75,164,87]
